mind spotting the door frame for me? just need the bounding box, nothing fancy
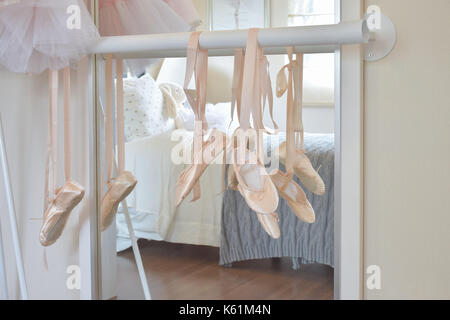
[334,0,364,300]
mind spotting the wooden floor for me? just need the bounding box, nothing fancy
[117,240,334,300]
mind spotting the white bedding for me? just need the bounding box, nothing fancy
[116,130,225,251]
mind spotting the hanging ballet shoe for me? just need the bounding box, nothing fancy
[40,181,85,246]
[101,171,137,232]
[227,162,279,238]
[101,57,138,232]
[257,212,281,239]
[270,169,315,223]
[40,68,86,246]
[177,32,234,205]
[175,129,227,207]
[231,145,279,215]
[228,160,280,238]
[276,141,325,195]
[275,48,325,195]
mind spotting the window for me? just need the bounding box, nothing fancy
[288,0,335,26]
[288,0,335,107]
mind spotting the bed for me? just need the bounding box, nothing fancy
[116,129,224,251]
[116,128,334,268]
[116,74,230,251]
[115,71,334,268]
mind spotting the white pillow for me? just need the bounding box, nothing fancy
[177,106,196,131]
[205,102,233,133]
[178,102,239,135]
[123,74,175,142]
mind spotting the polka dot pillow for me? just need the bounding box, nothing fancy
[123,74,175,142]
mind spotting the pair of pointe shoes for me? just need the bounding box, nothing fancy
[228,166,281,239]
[228,158,316,240]
[276,141,325,196]
[175,129,228,207]
[100,171,137,232]
[226,135,319,238]
[40,181,85,247]
[39,170,137,245]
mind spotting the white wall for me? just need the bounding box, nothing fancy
[0,68,94,299]
[364,0,450,299]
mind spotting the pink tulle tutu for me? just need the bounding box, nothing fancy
[163,0,201,29]
[99,0,200,74]
[0,0,99,74]
[99,0,193,36]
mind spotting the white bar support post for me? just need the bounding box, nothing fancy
[0,114,28,300]
[100,94,151,300]
[121,199,151,300]
[111,158,150,300]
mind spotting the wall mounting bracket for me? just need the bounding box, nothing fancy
[364,13,397,61]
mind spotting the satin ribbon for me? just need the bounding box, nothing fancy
[184,32,208,130]
[183,32,209,202]
[276,48,305,176]
[42,67,72,267]
[63,67,72,182]
[44,66,73,209]
[232,46,276,132]
[237,29,278,164]
[260,50,278,132]
[231,48,244,126]
[238,29,276,133]
[240,29,263,132]
[105,54,114,185]
[116,59,125,175]
[44,70,58,211]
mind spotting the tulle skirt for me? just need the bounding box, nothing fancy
[163,0,201,29]
[99,0,191,36]
[0,0,99,74]
[99,0,199,74]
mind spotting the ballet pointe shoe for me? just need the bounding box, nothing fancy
[228,164,280,237]
[257,212,281,239]
[232,147,279,215]
[230,164,280,238]
[270,170,315,223]
[101,171,137,232]
[276,141,325,196]
[40,181,85,247]
[175,163,208,207]
[175,129,227,207]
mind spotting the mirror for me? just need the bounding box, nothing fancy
[96,0,336,300]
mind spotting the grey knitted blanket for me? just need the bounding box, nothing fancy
[220,133,334,269]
